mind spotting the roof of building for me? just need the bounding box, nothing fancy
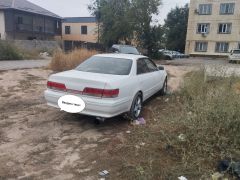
[63,17,97,23]
[0,0,61,18]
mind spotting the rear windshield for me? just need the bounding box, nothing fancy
[120,46,140,55]
[76,56,133,75]
[233,50,240,54]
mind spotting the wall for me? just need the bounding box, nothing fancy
[62,22,98,43]
[0,11,6,40]
[185,0,240,56]
[13,40,60,51]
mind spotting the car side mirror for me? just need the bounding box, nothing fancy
[158,66,165,71]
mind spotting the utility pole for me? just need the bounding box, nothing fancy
[96,0,100,44]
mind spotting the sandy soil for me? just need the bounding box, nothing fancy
[0,66,192,180]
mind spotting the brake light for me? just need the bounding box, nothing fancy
[47,81,66,91]
[83,88,119,98]
[83,88,103,97]
[102,89,119,98]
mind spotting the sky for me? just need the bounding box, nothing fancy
[28,0,190,24]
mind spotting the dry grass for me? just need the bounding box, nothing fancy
[50,48,98,71]
[108,70,240,179]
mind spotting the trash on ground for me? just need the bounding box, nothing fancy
[165,98,169,102]
[138,117,146,124]
[211,172,224,180]
[135,145,140,149]
[178,134,186,142]
[126,131,131,134]
[99,170,109,176]
[140,142,145,146]
[132,117,146,125]
[218,159,240,178]
[178,176,188,180]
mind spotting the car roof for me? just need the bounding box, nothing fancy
[94,53,147,60]
[112,44,135,48]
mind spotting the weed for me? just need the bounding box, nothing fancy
[114,70,240,179]
[50,48,98,72]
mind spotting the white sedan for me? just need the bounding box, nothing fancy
[44,53,168,119]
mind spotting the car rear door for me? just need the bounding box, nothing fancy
[136,58,156,100]
[143,58,164,94]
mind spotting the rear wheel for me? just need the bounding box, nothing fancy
[159,78,168,96]
[127,92,142,120]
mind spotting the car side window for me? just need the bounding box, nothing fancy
[144,58,158,72]
[137,59,149,75]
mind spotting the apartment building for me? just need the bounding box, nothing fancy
[185,0,240,56]
[0,0,61,40]
[62,17,99,51]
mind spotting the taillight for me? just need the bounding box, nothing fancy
[102,89,119,98]
[82,88,103,97]
[83,88,119,98]
[47,81,66,91]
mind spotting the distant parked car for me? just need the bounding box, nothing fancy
[229,49,240,63]
[110,44,141,55]
[45,53,168,120]
[160,50,174,60]
[159,49,189,60]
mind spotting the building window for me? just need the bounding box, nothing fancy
[195,42,208,52]
[17,17,23,24]
[81,26,88,34]
[65,26,71,34]
[216,42,229,53]
[197,23,210,34]
[218,23,232,34]
[238,43,240,49]
[199,4,212,15]
[220,3,235,14]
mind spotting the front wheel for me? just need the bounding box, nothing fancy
[159,78,168,96]
[127,92,143,120]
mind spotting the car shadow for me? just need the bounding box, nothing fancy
[58,112,130,130]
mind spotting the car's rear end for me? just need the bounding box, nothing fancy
[44,55,134,118]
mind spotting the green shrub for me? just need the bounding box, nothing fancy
[0,41,23,60]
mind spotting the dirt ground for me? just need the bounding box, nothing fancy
[0,65,192,180]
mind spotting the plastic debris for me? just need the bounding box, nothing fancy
[132,117,146,125]
[138,117,146,125]
[135,145,140,149]
[99,170,109,176]
[218,160,240,178]
[126,131,131,134]
[140,142,146,146]
[212,172,224,180]
[178,176,188,180]
[178,134,186,142]
[165,98,169,102]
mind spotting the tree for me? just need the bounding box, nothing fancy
[164,4,189,53]
[89,0,134,47]
[129,0,162,54]
[89,0,162,54]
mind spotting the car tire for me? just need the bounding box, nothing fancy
[159,78,168,96]
[127,92,143,120]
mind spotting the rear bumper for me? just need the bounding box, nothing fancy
[44,89,132,118]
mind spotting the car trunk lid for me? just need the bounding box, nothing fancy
[49,70,127,94]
